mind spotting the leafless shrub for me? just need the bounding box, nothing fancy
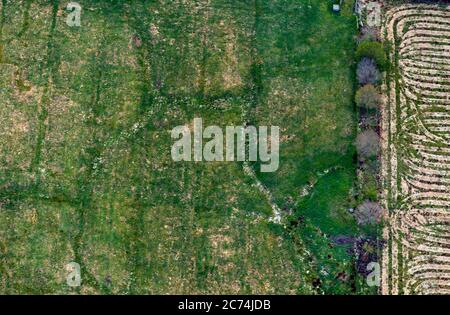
[356,129,379,159]
[357,58,381,85]
[355,84,382,110]
[355,200,383,225]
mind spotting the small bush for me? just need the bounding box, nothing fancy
[357,58,381,85]
[360,112,379,130]
[356,129,379,160]
[356,41,386,69]
[355,200,383,225]
[361,173,378,201]
[355,84,381,110]
[361,158,380,175]
[357,26,380,44]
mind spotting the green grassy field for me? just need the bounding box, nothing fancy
[0,0,368,294]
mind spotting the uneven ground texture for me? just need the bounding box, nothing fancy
[381,4,450,295]
[0,1,360,294]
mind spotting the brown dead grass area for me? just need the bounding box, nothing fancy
[221,21,242,90]
[0,108,33,169]
[209,230,234,259]
[14,84,40,104]
[40,94,85,180]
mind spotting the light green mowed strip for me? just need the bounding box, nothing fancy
[0,0,358,294]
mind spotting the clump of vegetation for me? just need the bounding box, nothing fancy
[357,58,381,85]
[356,41,387,69]
[360,112,379,130]
[131,34,142,48]
[354,200,383,225]
[355,84,381,110]
[360,171,379,201]
[357,26,380,44]
[355,237,381,276]
[361,158,380,175]
[356,129,379,160]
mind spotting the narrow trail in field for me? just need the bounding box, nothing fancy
[18,0,31,37]
[21,2,60,282]
[0,0,6,63]
[240,0,281,224]
[73,53,113,293]
[243,163,282,223]
[250,0,262,107]
[199,0,211,99]
[124,4,165,292]
[127,38,151,295]
[30,0,58,182]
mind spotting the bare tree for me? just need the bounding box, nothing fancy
[356,129,379,159]
[357,58,381,85]
[355,200,383,225]
[355,84,381,110]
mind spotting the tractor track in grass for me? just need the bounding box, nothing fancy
[72,47,111,294]
[123,5,156,293]
[30,0,59,183]
[241,0,283,224]
[17,0,31,38]
[0,0,5,63]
